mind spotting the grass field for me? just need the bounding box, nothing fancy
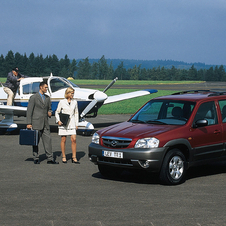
[97,89,177,114]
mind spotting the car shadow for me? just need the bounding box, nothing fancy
[186,160,226,180]
[92,160,226,185]
[92,169,160,185]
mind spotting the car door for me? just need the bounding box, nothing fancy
[189,101,223,161]
[218,99,226,156]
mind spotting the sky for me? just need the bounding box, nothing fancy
[1,0,226,65]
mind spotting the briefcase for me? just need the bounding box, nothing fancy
[19,129,39,146]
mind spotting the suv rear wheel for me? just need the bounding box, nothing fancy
[159,149,186,185]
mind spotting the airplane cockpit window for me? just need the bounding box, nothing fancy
[49,78,79,92]
[67,80,79,88]
[50,78,72,92]
[23,82,40,94]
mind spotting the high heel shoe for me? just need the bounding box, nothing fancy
[72,157,80,164]
[62,157,67,163]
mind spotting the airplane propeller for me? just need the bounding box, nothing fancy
[79,78,118,118]
[103,77,118,93]
[80,91,107,118]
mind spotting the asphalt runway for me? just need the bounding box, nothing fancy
[1,114,226,226]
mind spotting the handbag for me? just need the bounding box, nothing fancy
[59,109,70,126]
[19,129,39,146]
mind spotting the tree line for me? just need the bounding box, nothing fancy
[0,50,225,81]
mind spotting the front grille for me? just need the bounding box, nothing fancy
[102,136,132,148]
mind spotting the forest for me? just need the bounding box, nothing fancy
[0,50,226,81]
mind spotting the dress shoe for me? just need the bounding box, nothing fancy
[62,157,67,163]
[47,160,59,164]
[34,160,40,164]
[72,159,80,164]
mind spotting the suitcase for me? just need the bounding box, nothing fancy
[19,129,39,146]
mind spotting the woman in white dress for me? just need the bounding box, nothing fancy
[55,87,79,164]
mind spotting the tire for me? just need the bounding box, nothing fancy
[98,165,123,178]
[159,149,187,185]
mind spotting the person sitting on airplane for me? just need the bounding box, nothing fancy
[3,67,26,105]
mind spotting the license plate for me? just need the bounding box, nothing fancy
[102,150,123,159]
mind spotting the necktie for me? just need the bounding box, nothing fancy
[42,95,45,102]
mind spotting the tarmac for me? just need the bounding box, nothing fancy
[1,114,226,226]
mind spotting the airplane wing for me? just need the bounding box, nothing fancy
[103,89,158,105]
[0,105,27,117]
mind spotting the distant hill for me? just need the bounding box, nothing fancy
[76,58,224,70]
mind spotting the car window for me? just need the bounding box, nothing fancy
[130,100,195,125]
[218,100,226,123]
[193,101,218,126]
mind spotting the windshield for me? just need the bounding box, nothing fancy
[129,100,195,125]
[67,79,79,88]
[49,78,78,93]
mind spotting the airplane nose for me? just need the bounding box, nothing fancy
[93,91,107,102]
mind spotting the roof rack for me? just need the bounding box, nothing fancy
[172,90,210,95]
[208,91,226,97]
[172,90,226,97]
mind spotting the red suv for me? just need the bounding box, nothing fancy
[88,90,226,185]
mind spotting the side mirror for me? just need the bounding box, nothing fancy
[193,119,208,128]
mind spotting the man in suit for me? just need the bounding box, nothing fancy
[26,81,59,164]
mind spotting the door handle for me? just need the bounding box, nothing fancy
[214,130,221,134]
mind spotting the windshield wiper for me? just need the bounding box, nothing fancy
[145,120,167,125]
[130,119,145,123]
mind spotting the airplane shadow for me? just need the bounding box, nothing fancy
[92,160,226,185]
[0,121,122,136]
[0,124,59,135]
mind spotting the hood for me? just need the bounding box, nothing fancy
[98,121,179,139]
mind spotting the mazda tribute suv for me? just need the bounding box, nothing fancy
[89,90,226,185]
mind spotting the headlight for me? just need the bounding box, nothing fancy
[135,137,159,148]
[92,132,100,144]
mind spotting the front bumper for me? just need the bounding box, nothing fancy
[88,143,167,172]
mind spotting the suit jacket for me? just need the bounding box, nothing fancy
[26,93,52,130]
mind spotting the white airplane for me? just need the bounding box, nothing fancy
[0,74,157,134]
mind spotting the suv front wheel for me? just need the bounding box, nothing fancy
[159,149,187,185]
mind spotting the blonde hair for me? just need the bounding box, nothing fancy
[65,87,75,99]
